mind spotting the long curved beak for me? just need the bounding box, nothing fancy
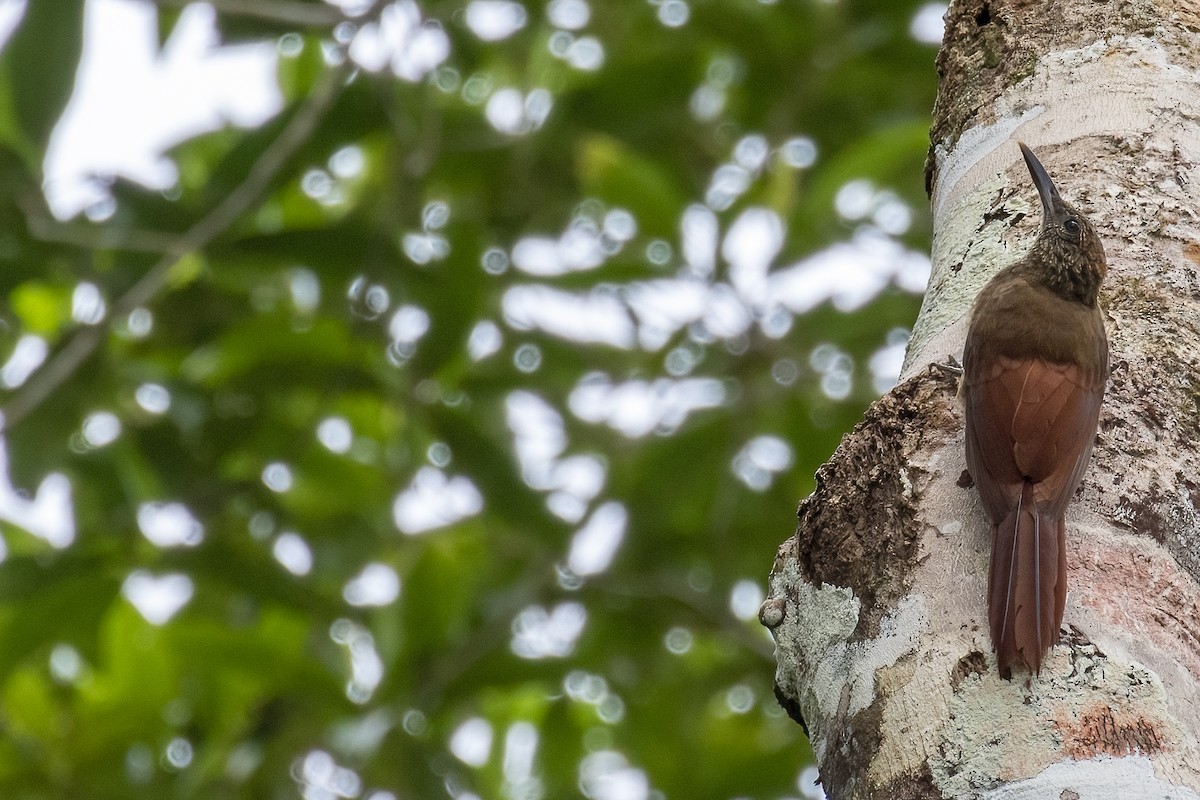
[1018,141,1063,217]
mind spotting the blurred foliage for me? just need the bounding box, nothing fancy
[0,0,937,798]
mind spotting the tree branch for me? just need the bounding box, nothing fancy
[151,0,347,28]
[19,190,181,254]
[0,25,371,431]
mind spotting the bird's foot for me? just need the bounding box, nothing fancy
[932,355,963,377]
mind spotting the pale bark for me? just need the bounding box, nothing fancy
[761,1,1200,797]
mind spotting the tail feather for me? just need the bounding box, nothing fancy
[987,481,1067,677]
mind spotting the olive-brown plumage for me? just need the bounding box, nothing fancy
[963,143,1108,678]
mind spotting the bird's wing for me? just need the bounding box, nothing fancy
[965,355,1104,518]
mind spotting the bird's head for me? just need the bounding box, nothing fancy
[1019,142,1107,307]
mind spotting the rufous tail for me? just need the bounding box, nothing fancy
[987,480,1067,678]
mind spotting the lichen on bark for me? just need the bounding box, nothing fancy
[785,367,959,640]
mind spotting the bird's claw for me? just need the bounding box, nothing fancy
[932,355,963,377]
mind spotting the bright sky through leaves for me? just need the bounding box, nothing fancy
[0,0,946,795]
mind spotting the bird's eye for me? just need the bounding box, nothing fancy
[1063,218,1081,236]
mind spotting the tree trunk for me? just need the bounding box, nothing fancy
[761,1,1200,797]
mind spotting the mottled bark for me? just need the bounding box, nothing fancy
[762,1,1200,797]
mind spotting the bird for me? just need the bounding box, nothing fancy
[962,142,1109,678]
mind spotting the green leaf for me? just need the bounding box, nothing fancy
[9,280,71,336]
[0,1,85,170]
[576,134,689,239]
